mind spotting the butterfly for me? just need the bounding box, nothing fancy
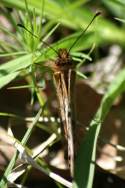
[18,12,100,177]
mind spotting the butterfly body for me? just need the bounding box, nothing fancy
[46,48,76,177]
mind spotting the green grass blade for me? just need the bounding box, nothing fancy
[0,151,18,188]
[1,0,125,46]
[37,32,96,63]
[76,71,87,79]
[0,31,97,89]
[0,54,32,88]
[73,68,125,188]
[0,72,19,89]
[0,112,20,118]
[22,108,42,145]
[102,0,125,19]
[0,108,42,187]
[0,51,26,57]
[0,54,32,75]
[42,22,60,43]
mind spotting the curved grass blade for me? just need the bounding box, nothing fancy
[73,68,125,188]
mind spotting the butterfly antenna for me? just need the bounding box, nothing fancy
[17,24,59,55]
[68,12,101,53]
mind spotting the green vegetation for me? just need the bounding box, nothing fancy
[0,0,125,188]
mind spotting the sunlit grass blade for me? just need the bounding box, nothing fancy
[0,51,27,57]
[115,17,125,23]
[0,72,19,89]
[0,54,32,75]
[0,112,20,118]
[76,70,87,79]
[7,84,35,89]
[0,54,32,88]
[42,22,60,42]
